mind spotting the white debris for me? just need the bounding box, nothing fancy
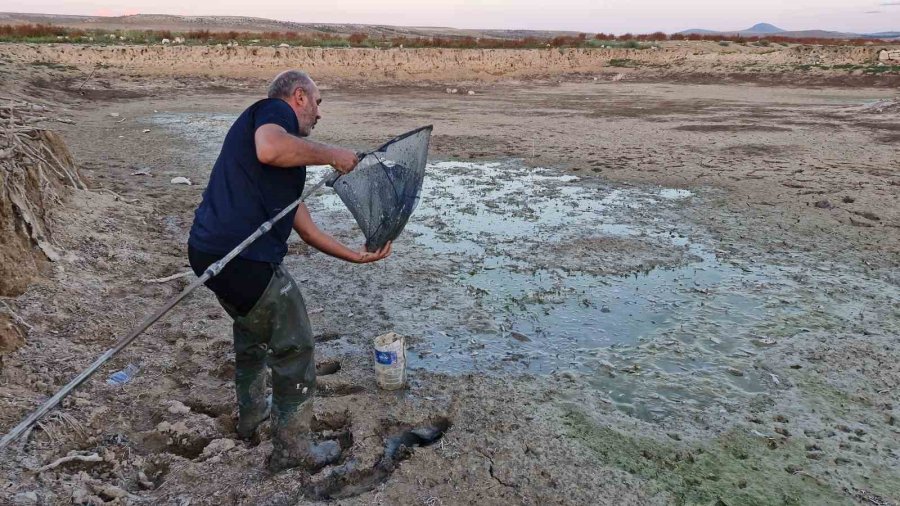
[170,177,192,185]
[467,90,476,95]
[174,37,185,44]
[161,38,171,45]
[279,43,290,48]
[109,112,120,118]
[142,129,151,133]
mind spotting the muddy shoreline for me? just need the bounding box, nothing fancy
[0,58,898,505]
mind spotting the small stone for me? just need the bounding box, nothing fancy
[842,196,855,203]
[13,491,38,504]
[170,176,192,185]
[600,306,611,313]
[167,400,191,415]
[109,112,120,118]
[467,90,476,95]
[201,438,236,458]
[725,367,744,377]
[813,200,833,209]
[509,331,531,343]
[93,484,127,500]
[142,129,151,133]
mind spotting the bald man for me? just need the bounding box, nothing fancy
[188,70,391,472]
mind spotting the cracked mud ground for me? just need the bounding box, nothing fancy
[0,60,898,505]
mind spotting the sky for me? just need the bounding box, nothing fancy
[3,0,898,34]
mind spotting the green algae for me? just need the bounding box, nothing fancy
[562,409,851,505]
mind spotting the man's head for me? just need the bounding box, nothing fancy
[268,70,321,137]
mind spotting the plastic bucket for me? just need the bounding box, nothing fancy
[373,332,406,390]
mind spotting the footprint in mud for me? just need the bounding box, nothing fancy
[315,359,341,376]
[306,417,452,500]
[316,359,366,397]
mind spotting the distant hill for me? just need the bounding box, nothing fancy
[745,23,785,34]
[0,12,581,40]
[679,22,899,40]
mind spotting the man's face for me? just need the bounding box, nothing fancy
[292,84,321,137]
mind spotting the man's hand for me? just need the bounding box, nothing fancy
[354,241,392,264]
[294,204,393,264]
[329,147,358,174]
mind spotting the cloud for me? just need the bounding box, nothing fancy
[880,0,900,5]
[864,9,881,13]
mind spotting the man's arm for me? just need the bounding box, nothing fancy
[292,203,392,263]
[255,124,358,173]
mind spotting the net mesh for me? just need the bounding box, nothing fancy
[329,126,433,252]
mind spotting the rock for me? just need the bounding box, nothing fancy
[13,491,38,504]
[600,305,611,313]
[279,43,290,48]
[170,177,192,185]
[167,400,191,415]
[109,112,120,118]
[813,200,833,209]
[725,367,744,376]
[509,331,532,343]
[91,484,127,500]
[142,129,151,133]
[201,438,236,458]
[842,196,855,203]
[467,90,476,95]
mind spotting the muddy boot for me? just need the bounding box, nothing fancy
[235,367,270,440]
[268,399,340,473]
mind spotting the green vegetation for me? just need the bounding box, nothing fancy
[608,58,639,67]
[0,23,893,49]
[864,64,900,74]
[28,60,76,70]
[794,63,899,74]
[563,409,850,505]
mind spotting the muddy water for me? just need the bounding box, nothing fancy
[152,113,900,424]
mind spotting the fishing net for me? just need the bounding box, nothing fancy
[329,125,432,252]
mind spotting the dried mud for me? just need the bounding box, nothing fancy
[0,53,898,505]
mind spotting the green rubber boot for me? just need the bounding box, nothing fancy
[235,366,270,440]
[268,399,340,473]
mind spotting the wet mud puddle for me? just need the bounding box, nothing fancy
[155,113,898,422]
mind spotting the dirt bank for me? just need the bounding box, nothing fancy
[4,41,898,83]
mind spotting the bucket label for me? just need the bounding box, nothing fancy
[375,350,396,365]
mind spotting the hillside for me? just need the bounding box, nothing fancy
[0,12,580,40]
[680,22,898,40]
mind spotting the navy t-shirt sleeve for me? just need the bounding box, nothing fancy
[253,100,297,134]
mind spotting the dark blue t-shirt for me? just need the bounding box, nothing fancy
[188,98,306,264]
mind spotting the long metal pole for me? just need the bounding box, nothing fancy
[0,170,337,451]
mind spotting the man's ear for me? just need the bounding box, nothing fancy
[293,87,306,107]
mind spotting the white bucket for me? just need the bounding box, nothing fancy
[373,332,406,390]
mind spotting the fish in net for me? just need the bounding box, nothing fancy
[328,125,432,252]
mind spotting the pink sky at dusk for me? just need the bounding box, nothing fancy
[3,0,898,34]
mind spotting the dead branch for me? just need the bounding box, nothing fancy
[37,452,103,473]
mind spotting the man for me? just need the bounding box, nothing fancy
[188,70,391,472]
